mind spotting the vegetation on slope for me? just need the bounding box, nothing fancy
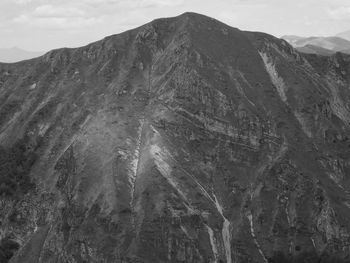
[0,136,36,197]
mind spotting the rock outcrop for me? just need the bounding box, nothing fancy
[0,12,350,263]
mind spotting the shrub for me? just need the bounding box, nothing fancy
[0,137,36,198]
[0,238,20,263]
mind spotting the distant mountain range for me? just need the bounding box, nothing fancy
[282,35,350,56]
[0,47,44,63]
[337,30,350,41]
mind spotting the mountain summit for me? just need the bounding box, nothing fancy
[1,12,350,263]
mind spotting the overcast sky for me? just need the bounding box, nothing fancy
[0,0,349,51]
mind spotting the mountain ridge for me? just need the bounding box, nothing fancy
[337,30,350,41]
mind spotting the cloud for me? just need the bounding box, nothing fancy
[13,4,101,29]
[14,14,102,29]
[327,6,350,20]
[13,0,34,4]
[75,0,184,8]
[139,0,184,7]
[32,4,86,17]
[5,0,350,51]
[10,0,184,31]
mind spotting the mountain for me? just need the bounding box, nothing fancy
[337,30,350,41]
[282,35,350,55]
[1,12,350,263]
[0,47,44,63]
[294,44,335,56]
[281,35,305,46]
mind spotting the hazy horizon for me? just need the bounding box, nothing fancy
[1,0,350,52]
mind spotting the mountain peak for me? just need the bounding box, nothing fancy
[154,12,218,23]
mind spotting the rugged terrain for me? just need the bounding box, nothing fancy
[0,12,350,263]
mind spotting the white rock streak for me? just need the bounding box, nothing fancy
[173,160,232,262]
[129,118,145,207]
[38,123,50,136]
[294,111,312,138]
[259,52,288,103]
[235,71,257,108]
[150,127,232,262]
[247,212,268,263]
[29,83,37,90]
[311,237,316,249]
[213,195,232,263]
[150,144,189,203]
[328,82,350,127]
[206,225,218,262]
[173,107,260,149]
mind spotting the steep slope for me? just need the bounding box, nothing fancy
[0,47,44,63]
[0,12,350,263]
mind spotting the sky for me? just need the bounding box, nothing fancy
[0,0,350,52]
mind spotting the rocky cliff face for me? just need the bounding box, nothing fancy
[0,12,350,263]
